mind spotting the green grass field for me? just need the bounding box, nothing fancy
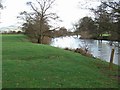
[2,34,119,88]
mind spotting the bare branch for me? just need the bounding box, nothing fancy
[26,2,41,16]
[101,1,120,13]
[43,0,55,13]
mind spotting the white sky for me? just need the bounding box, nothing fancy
[0,0,101,31]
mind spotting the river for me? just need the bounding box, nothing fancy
[50,35,120,65]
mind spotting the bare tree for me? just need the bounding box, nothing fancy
[26,0,59,44]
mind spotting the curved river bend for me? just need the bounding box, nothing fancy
[50,36,120,65]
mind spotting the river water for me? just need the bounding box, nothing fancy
[50,35,120,65]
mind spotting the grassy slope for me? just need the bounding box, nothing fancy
[2,34,119,88]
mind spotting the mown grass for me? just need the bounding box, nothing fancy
[2,34,119,88]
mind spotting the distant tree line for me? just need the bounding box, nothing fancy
[73,0,120,41]
[1,30,22,34]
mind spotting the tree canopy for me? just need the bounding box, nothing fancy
[19,0,59,44]
[74,0,120,41]
[74,16,97,39]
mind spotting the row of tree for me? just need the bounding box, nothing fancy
[19,0,120,44]
[1,30,22,34]
[74,1,120,41]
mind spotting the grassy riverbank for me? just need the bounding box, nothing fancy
[2,34,119,88]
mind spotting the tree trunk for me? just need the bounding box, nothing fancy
[37,36,40,43]
[37,35,42,44]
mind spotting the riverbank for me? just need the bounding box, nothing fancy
[50,36,119,65]
[2,34,120,88]
[80,36,120,43]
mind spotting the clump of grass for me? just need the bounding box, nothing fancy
[64,47,93,57]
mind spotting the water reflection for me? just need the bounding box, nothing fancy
[50,36,119,65]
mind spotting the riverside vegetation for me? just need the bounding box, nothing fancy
[2,34,120,88]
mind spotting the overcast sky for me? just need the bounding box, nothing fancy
[0,0,101,31]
